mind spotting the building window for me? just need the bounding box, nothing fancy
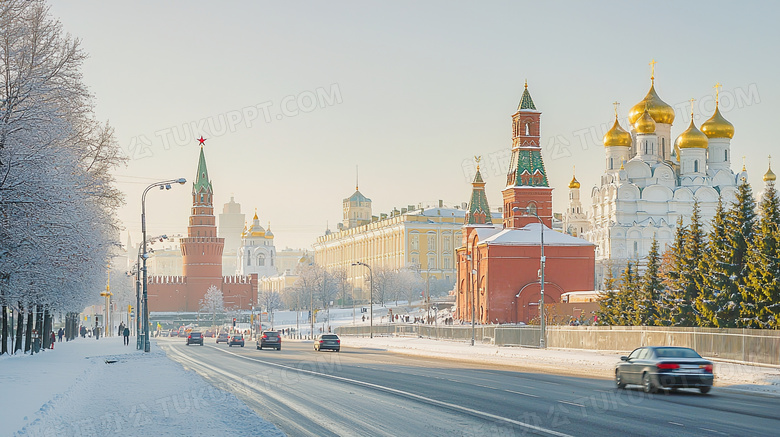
[428,255,436,269]
[725,150,728,161]
[443,236,451,251]
[411,235,419,250]
[443,257,451,269]
[633,241,638,258]
[258,254,265,266]
[694,160,699,173]
[427,234,436,251]
[247,250,251,266]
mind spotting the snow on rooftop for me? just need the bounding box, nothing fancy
[481,223,595,246]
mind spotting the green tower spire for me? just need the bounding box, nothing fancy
[193,145,213,194]
[465,157,493,225]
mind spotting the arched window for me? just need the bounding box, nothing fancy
[694,160,699,173]
[246,250,251,266]
[525,123,530,136]
[725,150,728,161]
[258,254,265,266]
[609,158,613,169]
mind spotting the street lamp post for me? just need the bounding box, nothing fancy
[141,178,186,352]
[352,262,373,338]
[514,206,546,349]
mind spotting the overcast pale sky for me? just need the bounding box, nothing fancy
[49,0,778,250]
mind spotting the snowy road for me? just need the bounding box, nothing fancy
[159,337,780,437]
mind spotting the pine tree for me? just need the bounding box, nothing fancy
[596,266,618,325]
[637,237,663,325]
[695,198,729,327]
[662,216,688,325]
[617,262,640,325]
[742,179,780,328]
[728,179,757,327]
[680,200,706,326]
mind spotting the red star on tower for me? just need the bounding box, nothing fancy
[197,136,207,146]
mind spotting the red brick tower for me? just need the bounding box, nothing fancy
[502,82,553,228]
[180,145,224,309]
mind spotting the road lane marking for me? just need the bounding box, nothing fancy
[699,428,726,435]
[558,401,584,408]
[209,346,574,437]
[668,421,684,427]
[505,389,539,398]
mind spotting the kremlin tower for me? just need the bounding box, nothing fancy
[148,141,258,312]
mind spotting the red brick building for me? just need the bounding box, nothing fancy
[456,84,595,324]
[148,145,258,312]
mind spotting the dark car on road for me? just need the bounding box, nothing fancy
[615,346,713,394]
[216,333,229,344]
[228,333,245,347]
[257,331,282,350]
[186,331,204,346]
[314,334,340,352]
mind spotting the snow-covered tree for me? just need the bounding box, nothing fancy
[742,178,780,328]
[199,285,224,327]
[636,237,662,326]
[0,0,124,354]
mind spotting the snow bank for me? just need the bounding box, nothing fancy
[0,336,283,436]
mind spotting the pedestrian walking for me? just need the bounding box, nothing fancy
[123,326,130,345]
[57,327,64,342]
[50,331,56,349]
[118,322,124,337]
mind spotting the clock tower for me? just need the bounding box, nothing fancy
[502,82,553,229]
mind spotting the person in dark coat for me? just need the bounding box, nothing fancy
[123,326,130,345]
[57,328,64,342]
[118,322,124,337]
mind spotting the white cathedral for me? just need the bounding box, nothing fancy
[566,70,749,286]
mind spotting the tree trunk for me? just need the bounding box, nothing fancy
[1,304,7,355]
[24,307,33,353]
[35,305,43,351]
[14,303,24,353]
[42,307,51,349]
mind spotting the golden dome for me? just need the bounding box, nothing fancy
[568,175,580,189]
[628,84,675,125]
[701,105,734,139]
[765,165,776,182]
[603,118,632,147]
[675,120,709,149]
[634,109,656,134]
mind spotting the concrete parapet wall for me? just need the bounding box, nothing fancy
[336,324,780,366]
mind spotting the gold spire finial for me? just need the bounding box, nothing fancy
[649,59,657,83]
[524,79,528,89]
[743,156,747,172]
[613,101,619,119]
[714,82,722,106]
[474,155,482,171]
[689,98,695,117]
[355,165,359,191]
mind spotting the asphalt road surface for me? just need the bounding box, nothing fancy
[159,337,780,436]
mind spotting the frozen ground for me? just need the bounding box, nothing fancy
[0,336,283,437]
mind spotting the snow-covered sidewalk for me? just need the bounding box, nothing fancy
[342,335,780,396]
[0,336,283,437]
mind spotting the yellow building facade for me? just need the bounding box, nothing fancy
[313,207,468,300]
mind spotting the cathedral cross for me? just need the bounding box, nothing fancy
[474,155,482,171]
[689,98,695,117]
[649,59,657,82]
[613,101,619,118]
[714,82,722,105]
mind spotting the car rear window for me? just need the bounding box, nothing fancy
[192,332,202,336]
[322,335,339,339]
[654,347,701,358]
[264,332,278,337]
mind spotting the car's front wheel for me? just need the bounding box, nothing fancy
[642,373,657,394]
[615,370,626,389]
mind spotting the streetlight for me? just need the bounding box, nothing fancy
[352,262,373,338]
[100,262,112,337]
[514,206,546,349]
[142,178,186,352]
[299,255,315,339]
[130,234,167,349]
